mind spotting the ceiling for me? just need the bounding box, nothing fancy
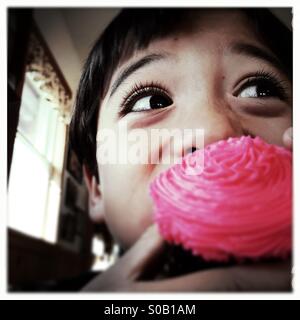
[61,8,120,65]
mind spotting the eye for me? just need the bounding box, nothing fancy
[131,93,173,112]
[119,83,173,117]
[239,82,276,98]
[235,72,288,101]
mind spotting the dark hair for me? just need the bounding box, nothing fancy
[69,8,292,181]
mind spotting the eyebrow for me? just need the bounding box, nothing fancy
[109,53,168,98]
[109,42,287,99]
[230,42,286,74]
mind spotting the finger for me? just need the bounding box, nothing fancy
[121,224,166,281]
[137,259,291,292]
[226,259,291,291]
[283,127,293,150]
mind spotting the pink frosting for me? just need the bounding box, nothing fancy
[149,136,292,262]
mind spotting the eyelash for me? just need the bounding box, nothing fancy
[234,70,289,101]
[118,81,171,118]
[118,70,289,118]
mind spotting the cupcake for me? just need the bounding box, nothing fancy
[149,136,292,264]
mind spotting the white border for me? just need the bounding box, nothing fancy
[1,1,8,298]
[1,0,299,300]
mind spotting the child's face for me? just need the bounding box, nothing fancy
[93,10,292,249]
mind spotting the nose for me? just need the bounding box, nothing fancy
[186,146,198,154]
[202,109,241,146]
[173,96,243,158]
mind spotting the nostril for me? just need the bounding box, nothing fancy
[187,147,198,154]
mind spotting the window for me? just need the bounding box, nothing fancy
[8,27,72,244]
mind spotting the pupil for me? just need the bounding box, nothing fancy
[150,94,171,109]
[257,84,272,97]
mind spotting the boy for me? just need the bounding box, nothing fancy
[70,8,292,291]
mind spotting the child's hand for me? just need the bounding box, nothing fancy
[82,225,291,292]
[82,225,165,291]
[283,127,293,150]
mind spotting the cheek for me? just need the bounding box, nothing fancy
[99,163,155,249]
[240,114,292,146]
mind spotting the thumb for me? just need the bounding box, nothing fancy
[121,224,166,281]
[283,127,293,150]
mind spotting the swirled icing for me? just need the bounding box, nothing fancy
[149,136,292,262]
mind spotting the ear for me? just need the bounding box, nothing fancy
[83,165,105,224]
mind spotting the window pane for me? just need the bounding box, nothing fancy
[43,180,60,243]
[18,75,40,142]
[9,72,67,243]
[8,134,50,239]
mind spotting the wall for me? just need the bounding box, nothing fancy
[62,8,120,64]
[33,9,82,98]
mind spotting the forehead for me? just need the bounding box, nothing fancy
[119,10,260,69]
[180,9,252,34]
[109,10,264,82]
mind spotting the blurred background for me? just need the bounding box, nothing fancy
[7,8,122,291]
